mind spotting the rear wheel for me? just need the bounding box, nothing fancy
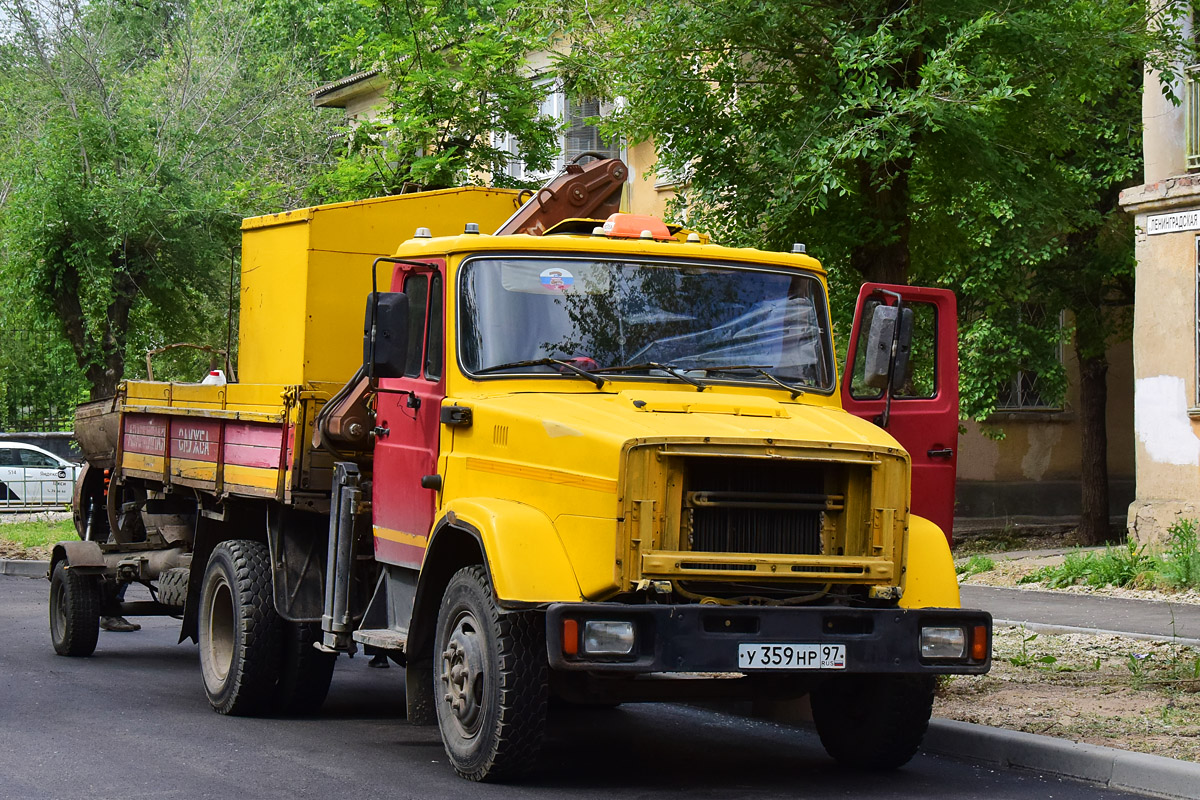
[273,621,336,715]
[433,566,548,781]
[810,674,936,770]
[49,561,100,657]
[198,540,281,715]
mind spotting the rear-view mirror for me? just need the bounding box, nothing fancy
[862,304,913,391]
[364,292,410,379]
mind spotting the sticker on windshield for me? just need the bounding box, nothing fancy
[540,268,574,291]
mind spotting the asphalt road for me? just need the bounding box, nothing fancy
[0,574,1153,800]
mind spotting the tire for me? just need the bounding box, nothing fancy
[49,561,101,657]
[433,566,548,782]
[198,540,282,716]
[156,567,190,610]
[810,674,936,770]
[273,621,336,716]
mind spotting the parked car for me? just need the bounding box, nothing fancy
[0,443,79,506]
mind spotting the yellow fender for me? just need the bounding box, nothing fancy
[438,498,584,604]
[899,515,961,609]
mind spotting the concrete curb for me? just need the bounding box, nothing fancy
[0,559,48,577]
[993,618,1200,648]
[925,718,1200,799]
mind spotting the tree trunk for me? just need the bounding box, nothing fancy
[1076,341,1111,545]
[850,158,913,285]
[49,244,140,400]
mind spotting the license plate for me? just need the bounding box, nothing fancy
[738,643,846,670]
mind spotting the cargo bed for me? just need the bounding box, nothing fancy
[103,380,343,506]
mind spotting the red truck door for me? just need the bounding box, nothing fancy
[841,283,959,543]
[371,264,446,569]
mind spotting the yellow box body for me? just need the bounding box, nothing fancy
[237,187,523,386]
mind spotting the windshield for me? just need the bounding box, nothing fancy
[458,257,835,392]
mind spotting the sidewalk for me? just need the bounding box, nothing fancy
[961,583,1200,645]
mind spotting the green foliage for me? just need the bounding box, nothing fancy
[955,554,995,578]
[553,0,1193,424]
[312,0,562,200]
[1160,518,1200,591]
[0,0,342,403]
[1007,628,1058,668]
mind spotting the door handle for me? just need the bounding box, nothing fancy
[927,448,954,458]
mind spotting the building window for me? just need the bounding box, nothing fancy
[1188,65,1200,171]
[995,305,1064,411]
[499,83,621,182]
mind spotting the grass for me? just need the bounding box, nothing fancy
[955,554,995,578]
[1018,518,1200,592]
[0,518,76,549]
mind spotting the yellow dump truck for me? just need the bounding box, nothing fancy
[53,158,990,782]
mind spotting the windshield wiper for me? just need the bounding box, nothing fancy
[474,358,606,389]
[698,365,807,399]
[594,362,708,391]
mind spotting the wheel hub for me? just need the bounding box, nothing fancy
[440,613,485,736]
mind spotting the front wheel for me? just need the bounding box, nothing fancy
[198,540,281,715]
[810,674,936,770]
[433,566,548,781]
[49,561,100,656]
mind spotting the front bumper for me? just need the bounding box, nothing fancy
[545,603,991,675]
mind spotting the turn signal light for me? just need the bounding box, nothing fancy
[562,618,579,656]
[971,625,988,661]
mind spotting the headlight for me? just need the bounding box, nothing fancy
[920,626,966,659]
[583,620,635,655]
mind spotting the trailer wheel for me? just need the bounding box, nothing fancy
[198,540,282,716]
[433,566,548,781]
[273,621,336,716]
[49,561,101,657]
[810,673,936,770]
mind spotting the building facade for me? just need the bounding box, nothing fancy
[1119,25,1200,544]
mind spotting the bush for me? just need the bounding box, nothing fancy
[1160,518,1200,591]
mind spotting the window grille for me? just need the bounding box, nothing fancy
[995,305,1064,411]
[498,85,622,182]
[1188,65,1200,171]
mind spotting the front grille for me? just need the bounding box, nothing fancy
[685,460,832,556]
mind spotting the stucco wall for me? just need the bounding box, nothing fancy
[954,337,1135,525]
[626,139,676,220]
[1121,178,1200,544]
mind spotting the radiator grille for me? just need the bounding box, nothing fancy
[686,459,828,556]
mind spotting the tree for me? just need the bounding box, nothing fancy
[0,0,340,402]
[556,0,1194,544]
[309,0,562,200]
